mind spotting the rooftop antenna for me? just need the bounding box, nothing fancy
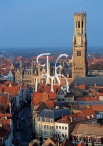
[80,6,81,13]
[75,6,76,13]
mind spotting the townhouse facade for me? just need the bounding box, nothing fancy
[54,108,97,141]
[34,109,71,141]
[0,114,13,146]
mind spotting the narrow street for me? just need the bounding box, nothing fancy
[13,104,33,146]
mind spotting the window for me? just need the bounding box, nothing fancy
[62,126,64,129]
[47,125,48,129]
[50,119,53,122]
[78,21,80,28]
[56,126,58,129]
[65,127,67,130]
[59,126,61,129]
[45,118,47,122]
[77,51,81,56]
[44,131,46,135]
[44,125,46,128]
[61,120,64,122]
[50,126,51,129]
[52,126,54,129]
[88,138,91,142]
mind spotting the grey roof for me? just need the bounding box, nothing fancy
[71,77,103,86]
[38,108,70,120]
[77,101,103,106]
[0,93,8,96]
[4,72,9,76]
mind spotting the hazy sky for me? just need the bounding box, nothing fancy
[0,0,103,48]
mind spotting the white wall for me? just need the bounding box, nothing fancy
[54,122,69,141]
[99,96,103,101]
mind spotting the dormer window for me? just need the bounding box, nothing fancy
[61,119,64,123]
[73,118,76,121]
[87,116,90,119]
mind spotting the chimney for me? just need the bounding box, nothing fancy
[70,116,72,123]
[87,105,92,109]
[0,121,2,127]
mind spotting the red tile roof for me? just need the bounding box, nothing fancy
[92,105,103,112]
[0,95,9,110]
[56,108,95,124]
[61,139,73,146]
[32,92,56,106]
[78,142,86,146]
[4,86,20,96]
[0,114,12,119]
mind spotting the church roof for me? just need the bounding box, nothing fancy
[71,77,103,86]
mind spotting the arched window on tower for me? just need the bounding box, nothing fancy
[82,21,83,34]
[76,22,78,28]
[78,21,80,28]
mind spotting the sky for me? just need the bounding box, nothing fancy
[0,0,103,48]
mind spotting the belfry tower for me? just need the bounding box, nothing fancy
[72,12,88,79]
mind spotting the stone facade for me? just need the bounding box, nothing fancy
[15,61,48,86]
[72,12,88,79]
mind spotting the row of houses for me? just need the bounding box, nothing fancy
[30,82,103,146]
[0,81,32,146]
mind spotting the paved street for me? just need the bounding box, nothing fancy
[13,104,33,146]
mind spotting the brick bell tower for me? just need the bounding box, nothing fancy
[72,12,88,79]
